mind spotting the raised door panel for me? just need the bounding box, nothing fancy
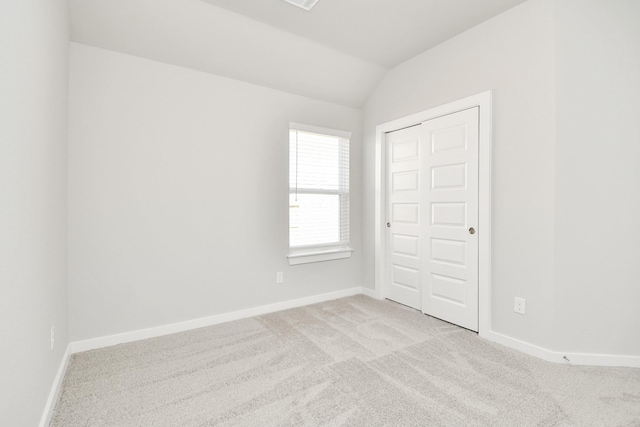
[386,125,422,310]
[422,108,479,331]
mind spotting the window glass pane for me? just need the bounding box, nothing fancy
[289,125,349,250]
[289,131,341,191]
[289,193,340,247]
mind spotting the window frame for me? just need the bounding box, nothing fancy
[288,122,353,265]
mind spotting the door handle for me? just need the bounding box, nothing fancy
[469,227,476,235]
[387,222,391,228]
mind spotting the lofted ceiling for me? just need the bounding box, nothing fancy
[69,0,527,108]
[201,0,528,69]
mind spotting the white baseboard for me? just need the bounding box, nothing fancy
[71,287,365,354]
[482,329,640,368]
[360,286,382,299]
[481,329,565,363]
[559,351,640,368]
[39,344,72,427]
[69,286,640,368]
[43,287,638,427]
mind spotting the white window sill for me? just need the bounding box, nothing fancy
[288,247,354,265]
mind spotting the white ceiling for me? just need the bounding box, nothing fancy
[201,0,527,68]
[69,0,526,108]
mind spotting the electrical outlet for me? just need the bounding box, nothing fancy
[514,297,526,315]
[50,326,55,351]
[276,272,284,284]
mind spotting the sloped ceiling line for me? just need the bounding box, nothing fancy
[69,0,526,108]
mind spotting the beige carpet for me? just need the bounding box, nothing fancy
[51,295,640,426]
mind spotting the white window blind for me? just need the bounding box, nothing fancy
[289,124,350,251]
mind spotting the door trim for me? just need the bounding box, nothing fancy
[374,91,492,337]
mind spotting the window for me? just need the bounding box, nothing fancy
[288,123,353,265]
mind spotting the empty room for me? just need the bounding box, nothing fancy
[2,0,640,425]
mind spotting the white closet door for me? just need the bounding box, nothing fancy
[385,125,423,310]
[421,107,479,331]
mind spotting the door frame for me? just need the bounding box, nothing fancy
[374,91,492,337]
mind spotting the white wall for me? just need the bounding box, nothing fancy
[68,43,363,342]
[362,0,557,348]
[363,0,640,359]
[0,1,69,425]
[553,0,640,356]
[68,0,385,109]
